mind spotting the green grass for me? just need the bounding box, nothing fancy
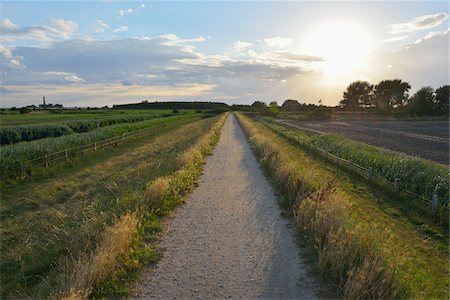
[0,114,225,298]
[0,109,181,126]
[261,117,449,208]
[0,114,195,172]
[0,113,172,145]
[237,113,448,299]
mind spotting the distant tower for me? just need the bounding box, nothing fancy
[43,96,46,106]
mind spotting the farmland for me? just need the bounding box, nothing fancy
[280,119,449,165]
[237,113,449,299]
[0,109,227,298]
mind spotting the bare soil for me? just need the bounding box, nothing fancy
[281,119,449,165]
[134,114,323,299]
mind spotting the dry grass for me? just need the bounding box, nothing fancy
[145,177,170,210]
[236,113,400,299]
[53,113,229,299]
[54,213,138,300]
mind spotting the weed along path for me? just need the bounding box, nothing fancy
[135,114,322,299]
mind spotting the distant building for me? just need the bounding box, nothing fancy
[39,96,63,109]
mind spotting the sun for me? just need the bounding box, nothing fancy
[303,20,373,84]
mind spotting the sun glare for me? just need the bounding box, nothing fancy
[303,20,373,84]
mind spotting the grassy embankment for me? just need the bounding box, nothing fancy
[0,113,227,298]
[0,113,172,145]
[0,114,193,173]
[236,113,448,299]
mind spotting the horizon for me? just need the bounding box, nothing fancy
[0,1,448,107]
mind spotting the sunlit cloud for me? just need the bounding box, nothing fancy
[387,12,448,34]
[0,18,78,42]
[263,37,293,48]
[414,28,450,44]
[113,26,128,33]
[233,41,252,52]
[50,19,78,33]
[382,35,410,43]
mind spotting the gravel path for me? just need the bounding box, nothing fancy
[134,114,322,299]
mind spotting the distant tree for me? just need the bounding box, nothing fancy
[269,101,278,108]
[407,86,435,116]
[339,81,373,110]
[251,101,267,109]
[374,79,411,112]
[434,85,449,115]
[19,107,31,114]
[280,99,301,111]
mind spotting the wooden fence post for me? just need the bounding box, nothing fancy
[65,150,69,160]
[45,155,49,167]
[432,194,438,213]
[394,178,400,192]
[368,167,373,180]
[94,142,97,151]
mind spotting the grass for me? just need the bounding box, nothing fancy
[236,113,448,299]
[0,114,195,172]
[0,113,227,298]
[261,117,449,208]
[0,113,170,145]
[0,109,178,126]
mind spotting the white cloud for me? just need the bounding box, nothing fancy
[119,7,138,17]
[382,35,410,43]
[387,12,448,34]
[233,41,252,52]
[97,20,109,29]
[64,75,85,83]
[0,19,76,42]
[263,36,293,48]
[96,20,109,33]
[0,45,24,69]
[414,28,450,44]
[113,26,129,33]
[50,19,78,33]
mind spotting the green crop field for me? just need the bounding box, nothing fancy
[0,109,227,298]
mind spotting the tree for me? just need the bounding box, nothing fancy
[374,79,411,112]
[339,81,373,110]
[280,99,301,111]
[434,85,449,115]
[269,101,278,108]
[251,101,267,110]
[407,86,435,116]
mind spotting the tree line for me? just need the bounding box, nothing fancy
[340,80,449,116]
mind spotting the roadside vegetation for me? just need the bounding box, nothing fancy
[236,113,448,299]
[0,113,169,145]
[0,113,227,298]
[261,117,449,210]
[0,114,193,171]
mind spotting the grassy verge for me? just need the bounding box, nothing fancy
[0,114,196,173]
[263,117,448,204]
[236,113,448,299]
[0,113,227,298]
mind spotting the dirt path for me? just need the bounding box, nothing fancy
[135,114,322,299]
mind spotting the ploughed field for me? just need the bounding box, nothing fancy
[281,119,449,165]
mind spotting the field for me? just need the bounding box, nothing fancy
[280,119,449,165]
[238,113,448,299]
[0,109,227,298]
[1,110,447,299]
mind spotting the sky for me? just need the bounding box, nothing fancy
[0,1,449,107]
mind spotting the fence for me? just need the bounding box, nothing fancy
[1,122,171,181]
[256,117,447,213]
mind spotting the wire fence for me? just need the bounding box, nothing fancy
[257,117,447,214]
[0,122,171,181]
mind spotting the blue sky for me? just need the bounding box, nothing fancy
[0,1,448,107]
